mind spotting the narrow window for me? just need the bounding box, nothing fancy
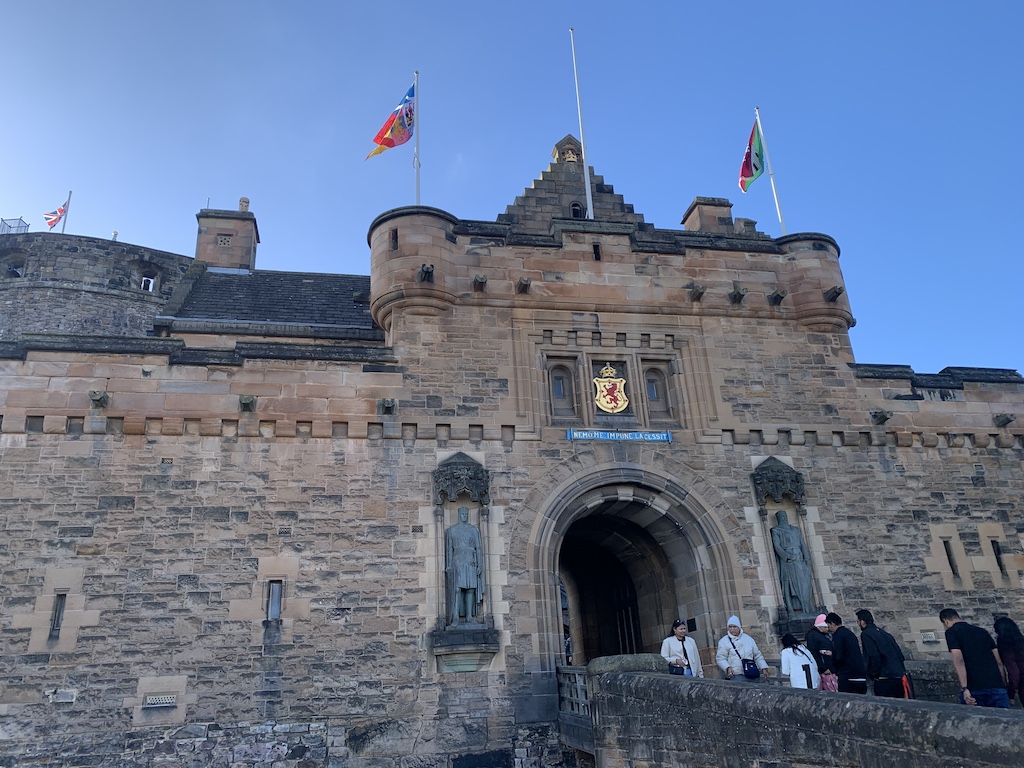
[570,202,584,219]
[549,364,577,418]
[141,276,156,292]
[267,580,283,620]
[389,228,399,251]
[992,541,1007,576]
[645,367,671,419]
[49,592,67,640]
[592,243,601,261]
[942,540,960,578]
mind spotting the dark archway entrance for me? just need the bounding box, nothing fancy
[558,506,678,665]
[527,460,740,676]
[561,527,642,660]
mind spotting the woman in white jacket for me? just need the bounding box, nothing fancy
[779,633,820,689]
[716,615,769,680]
[661,619,704,677]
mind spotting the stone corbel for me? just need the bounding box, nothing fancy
[767,286,787,306]
[994,413,1015,428]
[823,285,845,302]
[870,409,893,425]
[686,282,706,301]
[728,282,747,304]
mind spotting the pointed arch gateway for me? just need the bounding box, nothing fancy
[524,452,744,673]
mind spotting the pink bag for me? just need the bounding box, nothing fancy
[820,672,839,692]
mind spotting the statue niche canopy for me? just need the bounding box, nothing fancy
[433,451,490,507]
[751,456,805,515]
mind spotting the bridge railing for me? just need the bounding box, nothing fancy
[556,665,590,716]
[556,665,594,754]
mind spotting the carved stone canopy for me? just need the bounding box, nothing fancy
[433,452,490,506]
[751,457,805,506]
[552,135,583,164]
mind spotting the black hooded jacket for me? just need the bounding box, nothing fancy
[860,624,907,679]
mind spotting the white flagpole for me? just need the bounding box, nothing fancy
[569,29,595,220]
[414,71,421,206]
[754,107,786,235]
[61,190,72,235]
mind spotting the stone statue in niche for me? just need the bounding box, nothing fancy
[446,506,485,627]
[771,510,814,616]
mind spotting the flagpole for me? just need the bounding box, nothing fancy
[569,28,594,220]
[61,190,72,235]
[754,108,786,235]
[414,71,421,206]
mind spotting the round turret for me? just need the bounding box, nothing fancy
[367,206,462,335]
[775,233,853,332]
[0,232,193,340]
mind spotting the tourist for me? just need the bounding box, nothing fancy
[939,608,1009,708]
[716,615,770,681]
[805,613,837,691]
[856,609,912,698]
[826,612,868,694]
[779,633,819,689]
[993,616,1024,707]
[661,619,703,677]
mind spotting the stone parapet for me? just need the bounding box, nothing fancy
[591,671,1024,767]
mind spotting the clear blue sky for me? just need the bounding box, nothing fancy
[2,2,1021,374]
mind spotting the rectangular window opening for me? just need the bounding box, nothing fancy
[267,579,283,620]
[942,539,960,578]
[992,540,1008,576]
[592,243,601,261]
[389,228,399,251]
[553,376,566,399]
[49,592,67,640]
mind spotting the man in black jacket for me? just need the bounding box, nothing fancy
[857,609,912,698]
[826,612,868,694]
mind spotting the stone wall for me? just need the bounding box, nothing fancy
[0,233,193,340]
[590,671,1024,768]
[0,718,571,767]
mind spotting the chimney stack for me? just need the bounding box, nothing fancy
[195,197,259,270]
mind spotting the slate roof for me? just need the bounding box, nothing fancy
[174,269,375,330]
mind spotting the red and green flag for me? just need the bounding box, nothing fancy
[738,120,764,193]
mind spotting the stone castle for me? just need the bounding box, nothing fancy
[0,135,1021,766]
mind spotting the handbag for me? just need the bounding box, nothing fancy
[669,639,694,676]
[729,636,761,680]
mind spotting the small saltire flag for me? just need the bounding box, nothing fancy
[738,120,764,193]
[44,196,70,229]
[366,84,415,159]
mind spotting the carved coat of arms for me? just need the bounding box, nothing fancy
[593,364,628,414]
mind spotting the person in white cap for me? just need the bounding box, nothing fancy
[716,615,770,681]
